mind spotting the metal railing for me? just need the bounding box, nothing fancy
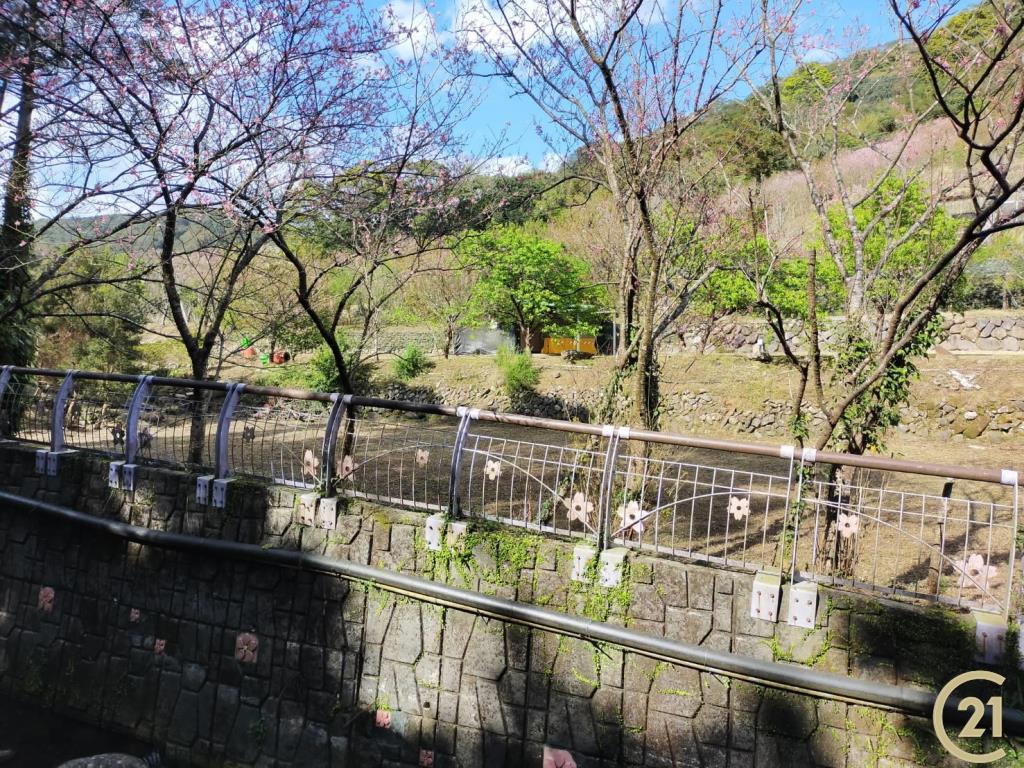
[0,365,1019,616]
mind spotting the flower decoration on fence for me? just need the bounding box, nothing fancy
[565,492,594,524]
[728,496,750,521]
[337,454,358,481]
[415,448,430,467]
[953,553,998,590]
[302,449,321,480]
[154,638,166,655]
[138,426,153,451]
[242,424,256,442]
[837,512,860,539]
[484,459,502,481]
[617,500,645,536]
[111,424,126,447]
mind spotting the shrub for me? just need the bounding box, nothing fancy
[495,342,516,369]
[496,345,539,396]
[305,339,374,393]
[392,344,432,380]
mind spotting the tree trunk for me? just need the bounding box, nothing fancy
[187,352,211,466]
[0,24,37,366]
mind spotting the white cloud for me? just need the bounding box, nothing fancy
[801,46,836,64]
[540,152,562,172]
[478,154,534,176]
[454,0,616,55]
[385,0,441,59]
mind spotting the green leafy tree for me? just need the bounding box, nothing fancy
[827,178,960,317]
[780,62,835,103]
[738,176,958,454]
[458,227,604,351]
[36,251,149,373]
[402,265,483,358]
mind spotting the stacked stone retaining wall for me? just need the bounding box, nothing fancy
[0,445,1001,767]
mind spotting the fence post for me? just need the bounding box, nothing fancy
[786,448,816,583]
[51,371,76,453]
[110,375,153,491]
[321,393,351,494]
[196,382,245,508]
[596,425,625,551]
[0,366,12,439]
[125,375,154,466]
[447,407,476,518]
[37,370,76,476]
[1003,469,1019,620]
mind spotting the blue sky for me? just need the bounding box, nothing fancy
[389,0,916,170]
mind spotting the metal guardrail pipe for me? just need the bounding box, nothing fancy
[0,488,1018,735]
[4,365,1022,486]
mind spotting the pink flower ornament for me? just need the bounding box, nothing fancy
[617,500,645,536]
[728,496,750,521]
[302,449,321,479]
[565,492,594,524]
[337,454,358,480]
[953,553,998,590]
[837,512,859,539]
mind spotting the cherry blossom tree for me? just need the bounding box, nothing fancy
[0,0,401,381]
[738,0,1024,454]
[261,6,501,392]
[456,0,765,428]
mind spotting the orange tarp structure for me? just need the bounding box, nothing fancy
[540,336,598,355]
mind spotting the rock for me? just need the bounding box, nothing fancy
[963,413,992,439]
[1003,337,1020,351]
[964,410,978,421]
[58,757,148,768]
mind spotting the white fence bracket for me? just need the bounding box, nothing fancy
[750,571,782,623]
[787,581,818,628]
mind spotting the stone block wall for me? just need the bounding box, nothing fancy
[664,313,1024,357]
[0,445,996,767]
[939,315,1024,353]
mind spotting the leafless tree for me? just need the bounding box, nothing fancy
[457,0,764,428]
[737,0,1024,455]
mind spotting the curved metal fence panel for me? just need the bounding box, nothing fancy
[135,385,225,470]
[1,374,59,445]
[2,365,1019,617]
[458,421,605,540]
[608,445,796,573]
[230,392,332,489]
[789,469,1018,614]
[63,378,135,456]
[343,407,459,513]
